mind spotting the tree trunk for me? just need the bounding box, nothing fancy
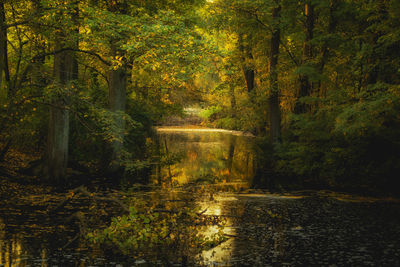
[0,1,4,90]
[71,2,79,81]
[48,98,70,183]
[48,49,76,183]
[0,0,9,91]
[107,45,127,173]
[319,0,338,73]
[104,1,128,173]
[30,0,46,87]
[48,50,73,183]
[238,34,255,93]
[294,2,315,114]
[229,84,236,118]
[47,2,78,183]
[244,60,255,93]
[318,0,338,95]
[268,1,281,144]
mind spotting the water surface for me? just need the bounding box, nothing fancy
[153,127,256,188]
[1,127,400,266]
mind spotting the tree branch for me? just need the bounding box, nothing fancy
[32,48,111,66]
[252,12,299,66]
[1,7,56,30]
[232,5,300,66]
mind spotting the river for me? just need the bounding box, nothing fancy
[1,127,400,266]
[153,126,255,188]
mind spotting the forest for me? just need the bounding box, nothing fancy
[0,0,400,266]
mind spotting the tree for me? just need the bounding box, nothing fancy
[47,0,79,183]
[0,0,9,93]
[294,1,315,114]
[268,0,281,143]
[105,0,128,173]
[238,33,255,93]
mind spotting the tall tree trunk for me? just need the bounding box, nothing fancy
[268,1,281,143]
[238,34,255,93]
[319,0,338,73]
[71,2,79,81]
[294,2,315,114]
[364,0,387,87]
[229,84,236,118]
[0,1,14,138]
[30,0,47,89]
[48,49,73,183]
[47,2,78,183]
[0,0,4,90]
[0,0,9,91]
[105,0,128,173]
[107,45,127,173]
[318,0,338,96]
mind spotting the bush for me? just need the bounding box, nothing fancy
[255,83,400,195]
[87,197,226,264]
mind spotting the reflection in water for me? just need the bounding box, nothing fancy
[154,128,257,265]
[0,198,124,267]
[0,217,50,267]
[0,128,257,266]
[1,128,398,265]
[154,129,255,188]
[0,235,50,267]
[198,195,239,265]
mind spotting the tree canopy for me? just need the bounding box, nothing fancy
[0,0,399,194]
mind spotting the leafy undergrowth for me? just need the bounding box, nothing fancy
[0,147,41,171]
[87,194,227,265]
[0,149,54,201]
